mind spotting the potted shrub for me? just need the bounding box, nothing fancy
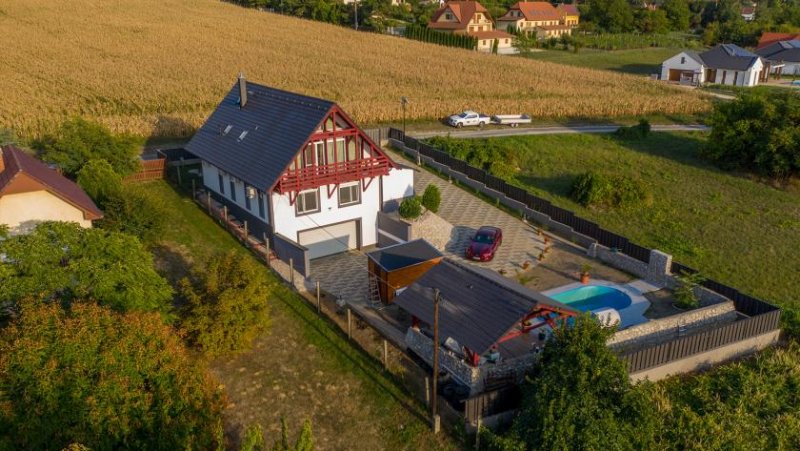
[579,264,592,284]
[398,196,422,220]
[674,271,705,310]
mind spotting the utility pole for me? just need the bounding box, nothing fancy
[431,288,441,433]
[354,0,358,30]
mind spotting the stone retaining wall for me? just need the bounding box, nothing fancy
[609,301,738,352]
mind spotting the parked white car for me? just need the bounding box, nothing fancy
[447,111,491,128]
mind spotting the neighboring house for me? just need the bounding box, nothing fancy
[497,2,573,39]
[757,40,800,76]
[741,6,756,21]
[186,76,414,260]
[0,145,102,236]
[758,32,800,49]
[661,44,769,87]
[428,1,514,53]
[555,3,580,27]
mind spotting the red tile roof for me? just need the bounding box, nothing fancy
[556,3,580,16]
[499,2,561,22]
[429,1,490,31]
[758,32,800,49]
[0,145,103,220]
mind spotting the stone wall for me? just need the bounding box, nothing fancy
[608,301,738,352]
[405,328,481,390]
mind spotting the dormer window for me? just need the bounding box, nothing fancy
[681,56,686,64]
[445,12,453,20]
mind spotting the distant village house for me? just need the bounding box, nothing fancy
[428,1,515,53]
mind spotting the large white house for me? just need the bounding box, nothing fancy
[661,44,769,87]
[0,145,102,236]
[186,76,414,262]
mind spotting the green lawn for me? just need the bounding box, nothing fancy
[139,180,454,450]
[521,48,682,75]
[428,133,800,308]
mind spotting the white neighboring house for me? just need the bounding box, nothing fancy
[0,145,102,236]
[756,39,800,76]
[661,44,769,87]
[186,76,414,263]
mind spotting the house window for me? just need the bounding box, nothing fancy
[303,144,315,167]
[218,173,225,194]
[338,183,361,207]
[347,139,357,161]
[445,12,452,20]
[296,189,320,215]
[245,185,252,210]
[230,179,237,201]
[316,142,326,166]
[258,192,266,219]
[681,56,686,64]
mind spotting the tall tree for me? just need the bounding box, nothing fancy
[586,0,636,32]
[0,302,223,450]
[662,0,691,30]
[0,221,173,314]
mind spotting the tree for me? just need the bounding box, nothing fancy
[37,117,140,177]
[703,89,800,182]
[505,315,659,450]
[100,183,170,245]
[273,418,314,451]
[635,9,670,33]
[180,251,272,356]
[0,221,173,315]
[662,0,691,30]
[0,302,223,451]
[398,196,423,219]
[586,0,635,32]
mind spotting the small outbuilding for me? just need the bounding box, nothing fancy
[366,239,444,305]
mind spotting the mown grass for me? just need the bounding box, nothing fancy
[521,48,684,75]
[139,180,454,450]
[429,132,800,308]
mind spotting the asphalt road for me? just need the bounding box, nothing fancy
[409,123,710,139]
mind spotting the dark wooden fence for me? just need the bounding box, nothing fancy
[464,385,521,424]
[620,308,780,373]
[388,128,653,264]
[390,127,783,376]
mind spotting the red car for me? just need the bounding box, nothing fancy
[466,226,503,262]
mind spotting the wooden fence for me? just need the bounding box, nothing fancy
[464,385,521,424]
[125,158,166,182]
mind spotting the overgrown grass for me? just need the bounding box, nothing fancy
[139,181,453,450]
[522,47,685,75]
[425,133,800,308]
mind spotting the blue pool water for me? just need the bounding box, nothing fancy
[550,285,632,312]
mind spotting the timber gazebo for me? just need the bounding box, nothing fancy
[366,239,444,305]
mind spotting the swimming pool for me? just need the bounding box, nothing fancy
[549,285,632,312]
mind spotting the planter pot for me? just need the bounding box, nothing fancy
[580,273,590,284]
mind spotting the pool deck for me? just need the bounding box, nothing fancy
[542,279,659,329]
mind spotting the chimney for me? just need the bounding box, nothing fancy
[238,72,247,108]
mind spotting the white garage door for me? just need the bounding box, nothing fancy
[298,221,358,259]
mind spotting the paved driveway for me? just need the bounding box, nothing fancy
[311,150,547,305]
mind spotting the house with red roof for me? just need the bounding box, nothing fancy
[758,32,800,49]
[497,2,575,40]
[0,145,102,236]
[556,3,580,27]
[428,1,515,53]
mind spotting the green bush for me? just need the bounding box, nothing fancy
[100,184,169,245]
[179,251,272,356]
[398,196,423,220]
[421,184,441,213]
[36,117,140,177]
[76,159,123,204]
[674,271,705,309]
[615,119,651,139]
[570,171,651,209]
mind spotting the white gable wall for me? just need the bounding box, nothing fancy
[660,52,705,82]
[0,190,92,235]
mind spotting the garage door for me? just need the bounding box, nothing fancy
[668,69,683,81]
[298,221,358,259]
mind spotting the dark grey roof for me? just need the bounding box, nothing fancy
[367,239,443,272]
[684,50,705,66]
[700,44,762,71]
[393,259,577,356]
[185,80,335,190]
[757,40,800,63]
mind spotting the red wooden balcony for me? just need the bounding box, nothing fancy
[275,156,392,194]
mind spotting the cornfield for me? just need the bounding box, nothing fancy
[0,0,710,138]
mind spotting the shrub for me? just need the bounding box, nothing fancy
[100,184,169,245]
[76,159,123,204]
[615,119,651,139]
[674,270,705,309]
[570,171,651,209]
[179,251,272,356]
[398,196,423,220]
[421,184,441,213]
[0,302,223,450]
[36,117,140,177]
